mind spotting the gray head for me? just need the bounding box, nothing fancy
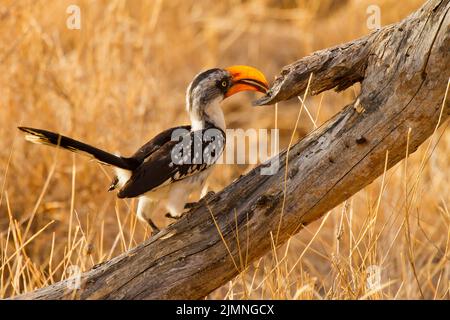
[186,68,231,114]
[185,66,269,128]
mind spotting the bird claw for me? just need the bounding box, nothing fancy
[203,190,216,199]
[165,212,184,220]
[183,202,197,209]
[183,191,216,209]
[147,218,160,235]
[164,191,217,223]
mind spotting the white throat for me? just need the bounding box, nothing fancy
[190,98,226,131]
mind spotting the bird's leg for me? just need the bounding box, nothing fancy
[165,190,217,221]
[146,218,160,233]
[137,196,159,235]
[165,186,191,221]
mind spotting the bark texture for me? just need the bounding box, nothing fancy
[14,0,450,300]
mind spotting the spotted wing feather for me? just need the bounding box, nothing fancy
[117,127,225,198]
[130,125,191,162]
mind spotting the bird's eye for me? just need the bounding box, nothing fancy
[221,81,227,87]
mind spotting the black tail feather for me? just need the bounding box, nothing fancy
[18,127,137,170]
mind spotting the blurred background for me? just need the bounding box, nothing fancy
[1,0,448,299]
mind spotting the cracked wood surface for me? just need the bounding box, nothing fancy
[14,0,450,300]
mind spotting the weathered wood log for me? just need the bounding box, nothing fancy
[14,0,449,299]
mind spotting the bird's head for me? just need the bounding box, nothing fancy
[186,66,269,130]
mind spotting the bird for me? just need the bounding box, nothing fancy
[18,65,269,233]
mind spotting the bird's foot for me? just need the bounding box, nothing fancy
[183,202,198,210]
[165,212,184,220]
[164,191,217,223]
[203,190,216,200]
[182,191,216,210]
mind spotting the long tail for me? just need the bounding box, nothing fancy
[18,127,137,170]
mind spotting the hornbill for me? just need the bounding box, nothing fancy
[18,65,269,233]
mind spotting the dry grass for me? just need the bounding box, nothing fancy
[0,0,448,299]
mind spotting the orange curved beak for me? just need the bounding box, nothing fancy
[224,65,269,98]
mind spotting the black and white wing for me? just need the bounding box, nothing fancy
[128,125,191,163]
[117,127,225,198]
[108,125,192,191]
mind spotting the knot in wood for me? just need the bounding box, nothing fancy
[356,136,367,144]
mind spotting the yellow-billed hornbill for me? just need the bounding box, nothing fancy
[19,65,269,233]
